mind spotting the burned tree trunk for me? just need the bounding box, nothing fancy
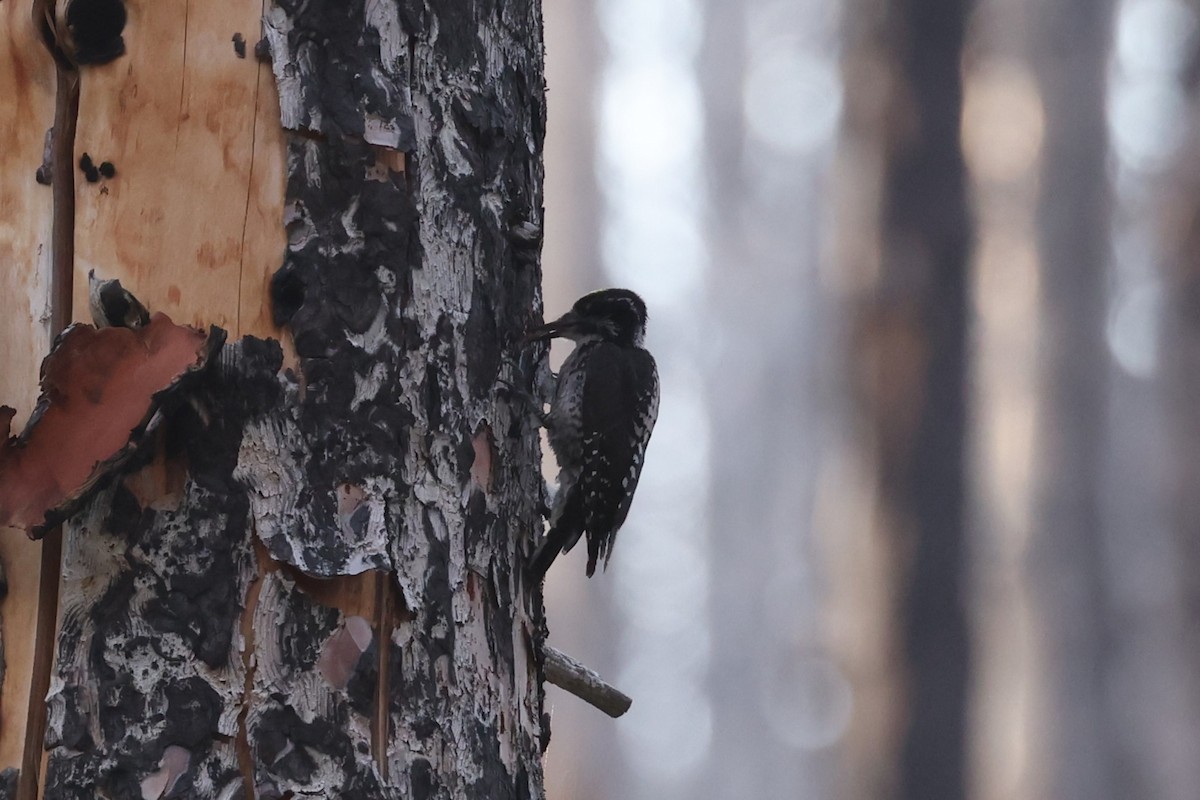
[0,0,549,796]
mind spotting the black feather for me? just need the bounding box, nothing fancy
[538,342,658,578]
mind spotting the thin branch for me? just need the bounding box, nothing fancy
[543,645,632,718]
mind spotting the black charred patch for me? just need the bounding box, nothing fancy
[164,677,222,747]
[423,518,455,662]
[410,757,435,800]
[253,701,386,793]
[97,669,144,747]
[487,558,515,670]
[270,262,307,327]
[276,591,340,675]
[79,152,100,183]
[267,2,414,144]
[0,768,17,799]
[327,258,381,333]
[344,638,378,715]
[171,334,285,495]
[105,482,144,537]
[455,433,475,480]
[56,685,94,750]
[470,718,511,799]
[66,0,127,65]
[141,502,246,668]
[44,752,106,800]
[424,362,442,431]
[232,32,246,58]
[98,161,116,178]
[465,286,500,400]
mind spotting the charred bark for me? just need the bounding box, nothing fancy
[34,0,549,795]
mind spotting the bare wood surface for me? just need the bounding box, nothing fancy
[69,0,273,334]
[543,645,632,718]
[236,35,288,344]
[0,0,57,787]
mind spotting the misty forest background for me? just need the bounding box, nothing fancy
[537,0,1200,798]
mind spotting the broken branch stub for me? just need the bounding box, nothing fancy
[0,313,224,538]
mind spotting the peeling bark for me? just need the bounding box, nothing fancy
[42,341,267,798]
[0,316,222,537]
[32,0,548,794]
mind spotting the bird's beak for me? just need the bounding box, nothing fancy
[523,310,580,343]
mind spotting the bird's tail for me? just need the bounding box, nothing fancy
[529,520,580,581]
[529,488,586,581]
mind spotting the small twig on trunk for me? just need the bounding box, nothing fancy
[543,645,632,718]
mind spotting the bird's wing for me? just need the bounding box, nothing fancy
[578,344,659,575]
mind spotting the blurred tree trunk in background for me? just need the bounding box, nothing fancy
[842,0,972,798]
[1157,2,1200,793]
[1025,3,1118,798]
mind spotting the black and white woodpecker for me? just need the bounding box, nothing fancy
[524,288,659,579]
[88,269,149,329]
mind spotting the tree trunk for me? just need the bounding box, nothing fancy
[1155,1,1200,792]
[841,0,972,797]
[1025,2,1117,798]
[0,0,549,795]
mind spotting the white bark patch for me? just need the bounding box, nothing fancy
[262,7,308,132]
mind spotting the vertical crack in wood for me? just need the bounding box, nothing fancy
[234,0,271,340]
[175,0,190,153]
[48,66,78,337]
[371,573,393,780]
[236,540,271,800]
[20,18,80,797]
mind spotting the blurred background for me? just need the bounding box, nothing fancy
[536,0,1200,798]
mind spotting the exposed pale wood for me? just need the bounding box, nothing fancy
[0,0,56,426]
[236,18,288,344]
[69,0,273,334]
[0,0,57,785]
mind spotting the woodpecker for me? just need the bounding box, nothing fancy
[88,269,149,329]
[525,288,659,579]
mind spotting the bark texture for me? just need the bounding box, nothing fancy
[28,0,549,795]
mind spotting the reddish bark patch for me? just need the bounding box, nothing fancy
[470,422,494,492]
[0,313,223,537]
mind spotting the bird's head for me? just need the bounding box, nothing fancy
[524,288,648,347]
